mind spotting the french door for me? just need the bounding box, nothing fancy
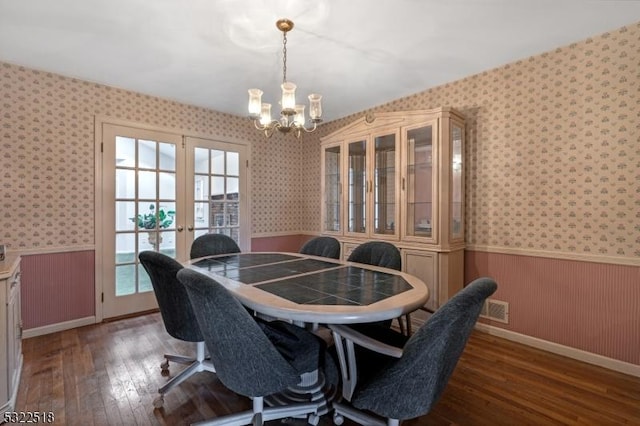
[99,123,249,319]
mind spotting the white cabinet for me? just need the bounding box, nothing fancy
[321,108,465,323]
[0,255,22,417]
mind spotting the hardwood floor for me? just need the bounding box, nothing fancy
[16,313,640,425]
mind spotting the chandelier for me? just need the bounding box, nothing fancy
[248,19,322,138]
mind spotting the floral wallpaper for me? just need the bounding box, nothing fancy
[304,22,640,261]
[0,63,304,249]
[1,21,638,263]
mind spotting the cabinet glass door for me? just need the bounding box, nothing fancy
[451,123,464,240]
[323,145,341,233]
[373,133,397,236]
[347,140,367,234]
[406,125,434,238]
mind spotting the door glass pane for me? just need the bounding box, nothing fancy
[192,146,242,246]
[194,147,208,173]
[115,264,135,296]
[159,142,176,171]
[115,201,135,231]
[452,124,463,239]
[406,126,433,238]
[227,152,239,176]
[115,136,135,167]
[138,171,156,199]
[116,169,135,198]
[194,202,209,228]
[348,140,367,234]
[138,267,152,293]
[374,133,396,235]
[159,172,176,200]
[323,145,341,232]
[211,150,225,174]
[115,136,177,299]
[227,177,239,198]
[138,140,156,169]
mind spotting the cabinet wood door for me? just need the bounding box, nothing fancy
[403,249,438,312]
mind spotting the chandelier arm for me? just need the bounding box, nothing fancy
[301,121,319,133]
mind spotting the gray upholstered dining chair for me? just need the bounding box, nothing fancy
[190,233,241,259]
[138,251,216,408]
[299,236,341,259]
[177,268,326,426]
[329,277,498,426]
[347,241,401,270]
[347,241,409,333]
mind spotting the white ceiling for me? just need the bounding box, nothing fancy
[1,0,639,122]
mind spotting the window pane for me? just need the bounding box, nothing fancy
[159,172,175,200]
[158,202,175,229]
[115,169,135,199]
[228,202,239,226]
[138,171,156,199]
[194,202,209,228]
[211,150,224,174]
[211,176,225,199]
[115,264,135,296]
[138,140,156,169]
[138,267,153,293]
[227,151,239,176]
[194,147,209,174]
[211,202,225,226]
[226,177,239,199]
[116,201,136,231]
[158,230,176,254]
[194,175,209,201]
[116,233,136,263]
[159,142,176,171]
[115,136,135,167]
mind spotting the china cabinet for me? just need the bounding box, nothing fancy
[0,255,22,416]
[321,108,465,323]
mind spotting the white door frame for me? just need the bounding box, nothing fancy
[94,116,251,322]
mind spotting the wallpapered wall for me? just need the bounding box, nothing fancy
[303,22,640,263]
[0,63,305,250]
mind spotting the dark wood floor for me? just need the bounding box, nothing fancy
[16,313,640,425]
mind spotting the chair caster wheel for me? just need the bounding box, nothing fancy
[308,413,320,425]
[333,413,344,425]
[160,359,169,371]
[153,395,164,408]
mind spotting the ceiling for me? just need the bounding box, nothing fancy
[1,0,639,123]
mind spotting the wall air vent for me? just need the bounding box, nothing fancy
[480,299,509,324]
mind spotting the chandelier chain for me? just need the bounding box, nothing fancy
[282,31,288,84]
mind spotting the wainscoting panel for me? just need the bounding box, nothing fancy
[20,250,95,330]
[465,250,639,365]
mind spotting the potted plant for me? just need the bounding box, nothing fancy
[130,204,175,247]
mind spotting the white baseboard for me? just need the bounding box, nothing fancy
[475,323,640,378]
[22,316,96,339]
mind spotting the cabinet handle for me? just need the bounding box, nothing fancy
[177,225,184,232]
[402,177,405,191]
[187,225,194,232]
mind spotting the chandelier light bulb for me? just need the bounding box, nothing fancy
[248,89,263,117]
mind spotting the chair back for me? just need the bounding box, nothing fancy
[299,236,341,259]
[190,233,241,259]
[138,251,203,342]
[352,277,498,420]
[177,268,301,397]
[347,241,401,271]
